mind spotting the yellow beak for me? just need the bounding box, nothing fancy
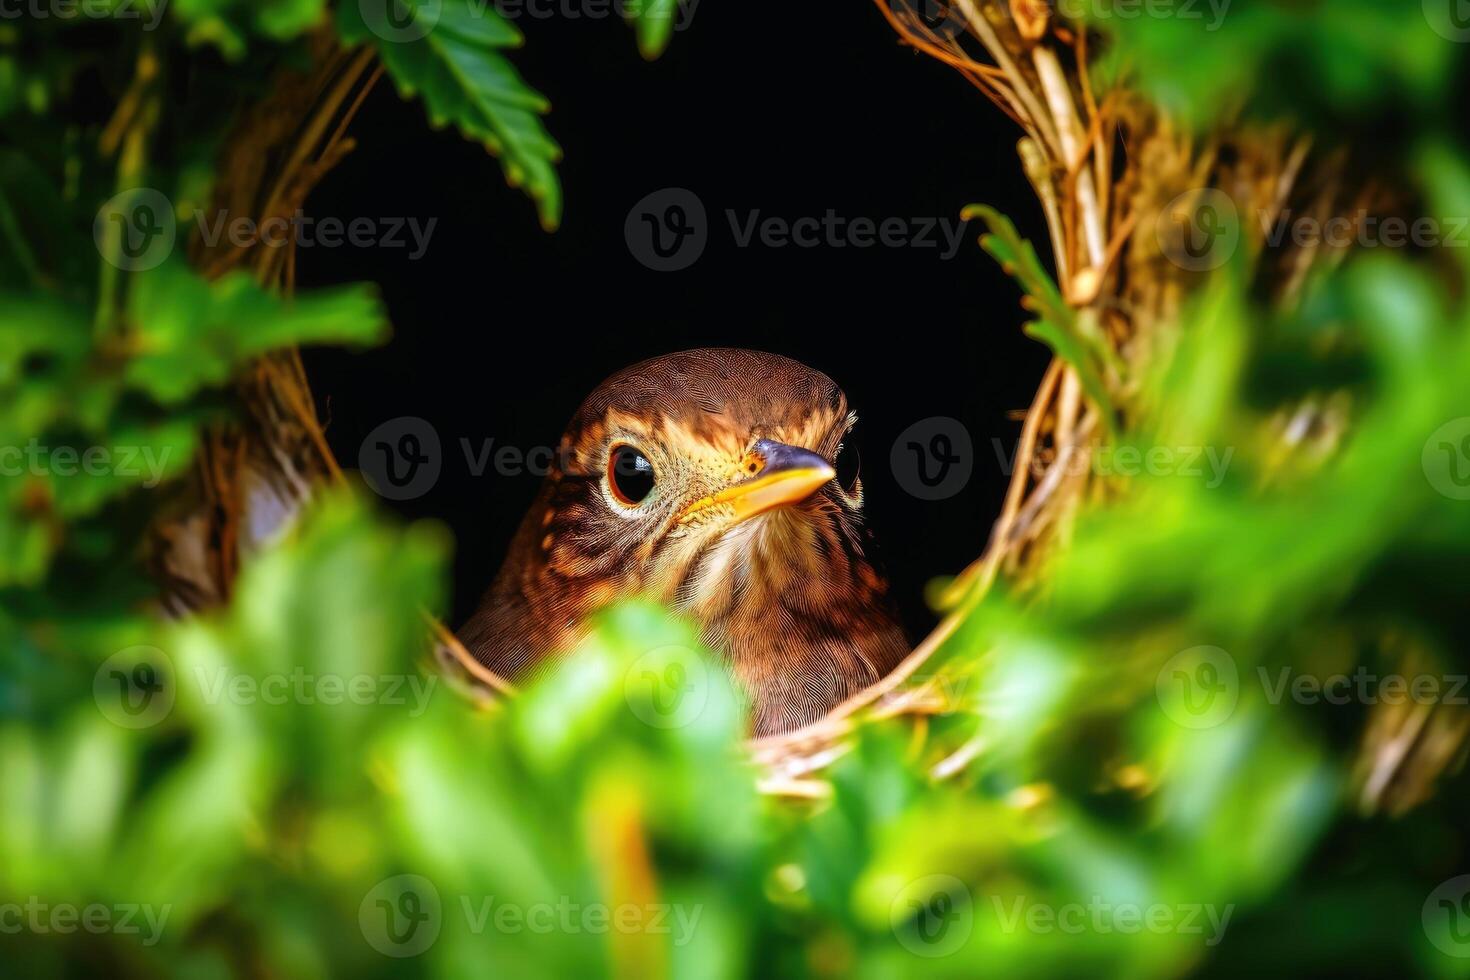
[679,440,836,524]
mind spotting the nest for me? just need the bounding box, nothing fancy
[152,5,1463,815]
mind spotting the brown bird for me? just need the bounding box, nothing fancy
[457,349,908,736]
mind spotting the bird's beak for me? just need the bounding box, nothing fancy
[679,439,836,524]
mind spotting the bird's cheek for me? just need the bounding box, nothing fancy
[638,521,719,595]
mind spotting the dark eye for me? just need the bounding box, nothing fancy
[608,444,656,506]
[834,441,860,493]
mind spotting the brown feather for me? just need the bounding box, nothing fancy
[457,349,908,735]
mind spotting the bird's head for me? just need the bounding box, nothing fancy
[462,348,906,733]
[538,348,869,611]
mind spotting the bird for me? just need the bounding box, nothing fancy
[456,348,909,736]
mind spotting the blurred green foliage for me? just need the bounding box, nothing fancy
[4,3,1470,978]
[1085,0,1459,130]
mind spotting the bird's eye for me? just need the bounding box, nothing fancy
[608,444,656,506]
[834,441,861,494]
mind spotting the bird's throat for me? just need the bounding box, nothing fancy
[673,509,822,622]
[664,507,906,734]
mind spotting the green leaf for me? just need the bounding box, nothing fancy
[171,0,330,45]
[124,260,388,404]
[964,203,1117,433]
[629,0,680,60]
[339,0,563,230]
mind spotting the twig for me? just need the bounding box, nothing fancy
[953,0,1062,159]
[428,613,518,697]
[939,357,1063,607]
[931,734,987,779]
[1005,414,1097,550]
[1032,45,1105,271]
[1020,137,1070,287]
[201,46,379,280]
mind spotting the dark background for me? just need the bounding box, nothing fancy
[298,3,1050,639]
